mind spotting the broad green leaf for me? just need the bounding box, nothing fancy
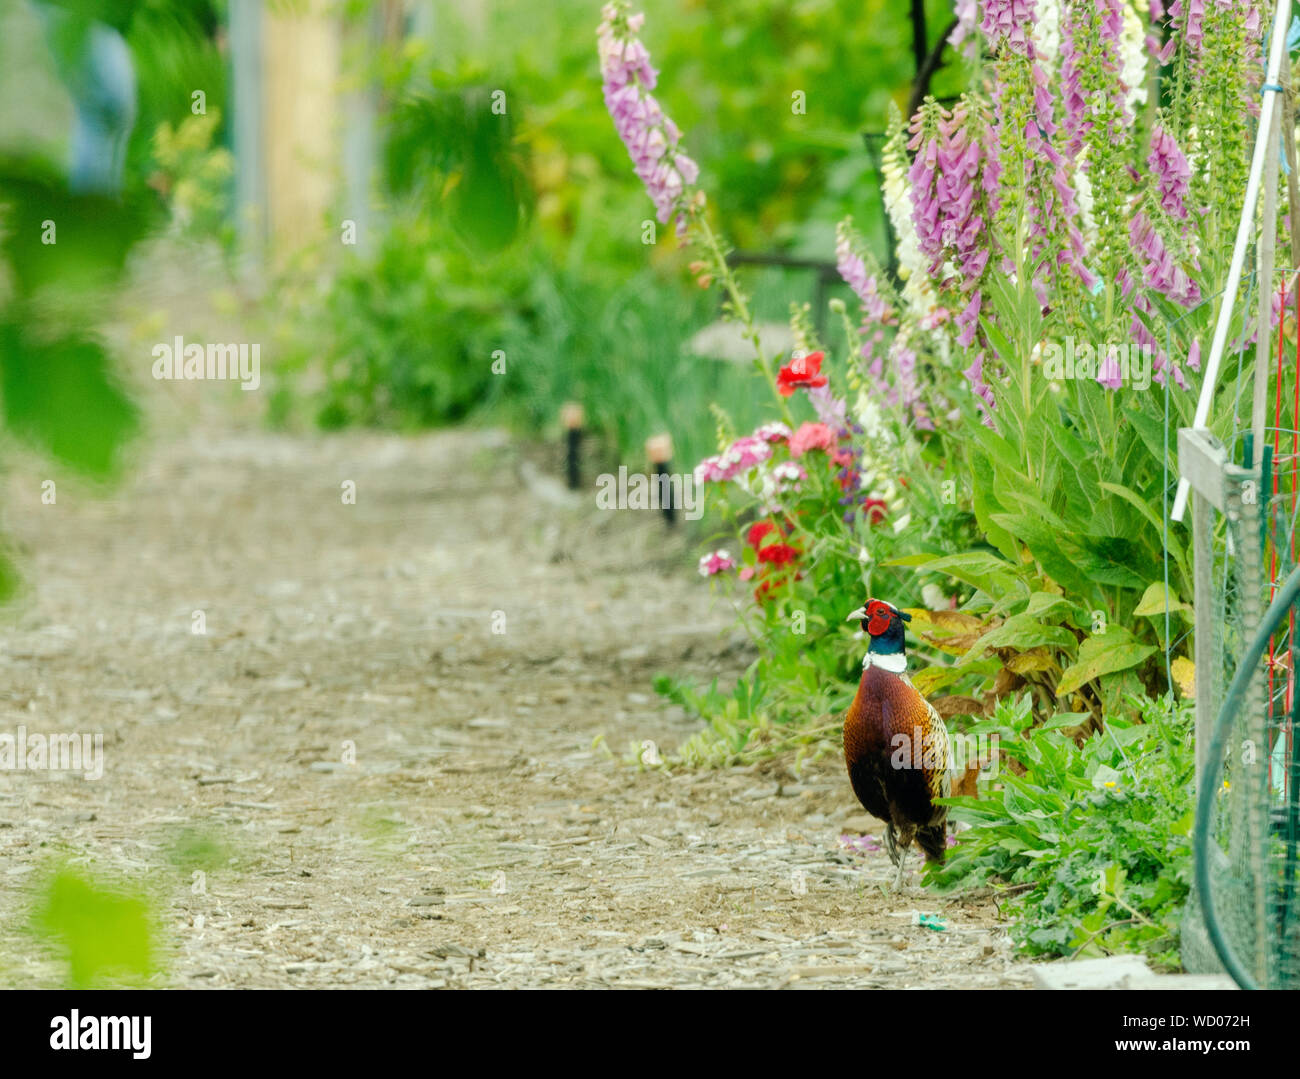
[0,323,139,479]
[1056,628,1157,697]
[1133,581,1192,618]
[1025,591,1081,621]
[906,549,1027,600]
[911,664,967,696]
[29,869,158,988]
[881,551,945,567]
[969,448,1019,561]
[960,612,1077,664]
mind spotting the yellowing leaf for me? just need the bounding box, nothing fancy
[1133,582,1192,618]
[1007,646,1056,674]
[1056,629,1157,697]
[1171,656,1195,700]
[903,608,985,632]
[911,665,965,696]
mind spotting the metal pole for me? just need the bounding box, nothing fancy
[1173,0,1293,522]
[229,0,266,260]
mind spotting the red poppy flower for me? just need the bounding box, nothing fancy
[776,351,828,396]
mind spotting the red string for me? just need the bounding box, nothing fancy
[1291,276,1300,794]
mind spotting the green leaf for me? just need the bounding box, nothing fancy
[881,551,945,567]
[29,869,157,988]
[0,323,139,479]
[1098,481,1189,583]
[969,448,1019,561]
[1133,581,1192,618]
[1024,591,1082,621]
[960,612,1077,664]
[905,549,1027,600]
[0,160,150,296]
[1057,628,1158,697]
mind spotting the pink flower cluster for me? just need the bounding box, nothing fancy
[788,422,836,457]
[910,102,991,350]
[835,226,894,325]
[753,421,793,444]
[1168,0,1206,53]
[694,435,772,484]
[698,549,736,577]
[980,0,1036,54]
[1148,126,1192,220]
[598,3,700,233]
[1130,213,1200,307]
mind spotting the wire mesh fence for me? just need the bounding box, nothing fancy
[1182,314,1300,986]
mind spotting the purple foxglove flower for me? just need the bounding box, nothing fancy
[956,290,982,348]
[1130,212,1201,306]
[598,3,700,234]
[808,383,849,430]
[1096,353,1125,390]
[963,350,996,421]
[981,0,1037,54]
[1148,126,1191,220]
[1168,0,1205,52]
[835,223,895,325]
[950,0,980,57]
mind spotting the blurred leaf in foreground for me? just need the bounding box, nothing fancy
[29,868,158,988]
[0,319,139,479]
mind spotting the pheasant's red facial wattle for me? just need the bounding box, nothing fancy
[865,600,893,636]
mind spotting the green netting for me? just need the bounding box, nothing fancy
[1184,432,1300,987]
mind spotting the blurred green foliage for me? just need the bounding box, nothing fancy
[163,825,230,873]
[29,867,159,988]
[151,108,236,247]
[276,0,963,467]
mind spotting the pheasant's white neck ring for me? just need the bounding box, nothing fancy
[863,651,907,673]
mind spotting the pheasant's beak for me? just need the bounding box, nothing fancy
[845,606,866,623]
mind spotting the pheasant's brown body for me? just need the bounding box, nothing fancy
[843,662,952,866]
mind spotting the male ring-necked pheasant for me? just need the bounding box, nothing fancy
[842,599,953,889]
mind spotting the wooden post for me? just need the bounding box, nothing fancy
[646,433,675,527]
[561,402,584,491]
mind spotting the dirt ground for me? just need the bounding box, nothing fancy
[0,407,1034,989]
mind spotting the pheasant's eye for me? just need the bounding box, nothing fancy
[866,606,893,635]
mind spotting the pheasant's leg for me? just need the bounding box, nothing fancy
[893,847,907,891]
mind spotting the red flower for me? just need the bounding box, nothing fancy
[863,498,888,525]
[753,570,804,603]
[776,351,828,396]
[746,521,777,549]
[757,542,799,566]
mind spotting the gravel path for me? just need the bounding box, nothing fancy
[0,419,1033,988]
